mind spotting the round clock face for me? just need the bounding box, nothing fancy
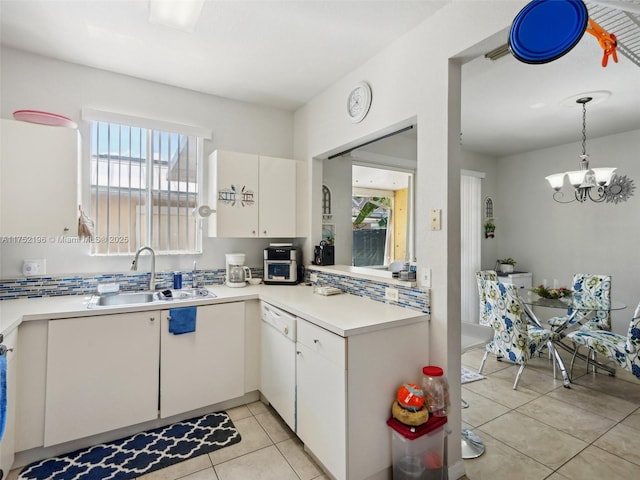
[347,81,372,123]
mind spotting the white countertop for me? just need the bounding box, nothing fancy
[0,284,427,338]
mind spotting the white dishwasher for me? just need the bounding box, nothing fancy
[260,301,297,431]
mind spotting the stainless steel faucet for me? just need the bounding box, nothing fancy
[131,246,156,291]
[192,260,198,288]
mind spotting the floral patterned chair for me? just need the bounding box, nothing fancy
[479,280,558,390]
[565,301,640,379]
[547,273,612,332]
[475,270,498,327]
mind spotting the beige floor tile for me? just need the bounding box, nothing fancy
[247,400,270,415]
[593,423,640,466]
[557,445,640,480]
[463,430,553,480]
[572,370,640,403]
[6,468,21,480]
[276,437,323,480]
[180,467,220,480]
[621,408,640,431]
[137,455,213,480]
[479,411,588,469]
[225,404,253,422]
[208,416,272,465]
[546,382,638,421]
[255,408,296,443]
[215,445,299,480]
[489,360,564,395]
[461,388,510,427]
[462,349,511,375]
[545,474,571,480]
[517,395,617,442]
[463,368,540,409]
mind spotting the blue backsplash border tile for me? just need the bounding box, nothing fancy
[0,268,430,316]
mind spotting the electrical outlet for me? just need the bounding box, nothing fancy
[385,287,399,302]
[310,273,318,282]
[23,259,46,276]
[421,267,431,288]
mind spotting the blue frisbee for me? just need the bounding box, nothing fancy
[509,0,589,64]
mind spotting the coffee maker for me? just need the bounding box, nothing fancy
[225,253,252,288]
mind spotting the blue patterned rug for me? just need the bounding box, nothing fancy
[18,412,241,480]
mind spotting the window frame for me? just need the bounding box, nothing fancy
[82,109,211,256]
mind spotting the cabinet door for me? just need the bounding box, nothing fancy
[0,119,79,236]
[44,312,160,446]
[259,156,296,237]
[160,303,245,418]
[209,150,259,237]
[296,321,347,480]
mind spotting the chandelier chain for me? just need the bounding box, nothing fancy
[581,101,587,158]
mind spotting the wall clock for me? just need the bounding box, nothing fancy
[347,81,372,123]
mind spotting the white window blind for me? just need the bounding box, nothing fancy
[461,172,483,323]
[88,119,203,255]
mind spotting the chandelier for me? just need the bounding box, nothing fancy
[545,96,634,204]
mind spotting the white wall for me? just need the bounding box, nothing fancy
[322,157,352,265]
[292,1,527,474]
[0,47,296,276]
[491,129,640,336]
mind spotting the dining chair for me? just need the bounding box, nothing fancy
[547,273,612,332]
[565,301,640,379]
[479,280,558,390]
[475,270,498,326]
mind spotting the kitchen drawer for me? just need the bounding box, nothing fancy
[297,319,345,369]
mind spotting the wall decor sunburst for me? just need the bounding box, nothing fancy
[604,174,635,204]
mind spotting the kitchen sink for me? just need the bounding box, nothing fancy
[87,288,216,309]
[94,291,158,306]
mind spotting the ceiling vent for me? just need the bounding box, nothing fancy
[484,44,511,61]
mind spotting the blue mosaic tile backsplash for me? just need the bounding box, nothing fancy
[0,269,233,301]
[0,267,429,316]
[310,270,430,317]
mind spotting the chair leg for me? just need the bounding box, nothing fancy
[513,364,525,390]
[478,351,489,374]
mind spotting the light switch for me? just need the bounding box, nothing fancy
[430,209,441,230]
[421,268,431,288]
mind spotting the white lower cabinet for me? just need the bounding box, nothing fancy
[44,312,160,447]
[295,317,430,480]
[160,302,245,418]
[296,319,346,479]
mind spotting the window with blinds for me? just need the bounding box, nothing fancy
[89,120,202,255]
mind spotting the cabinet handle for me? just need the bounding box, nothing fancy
[150,317,155,322]
[252,230,256,235]
[263,230,267,235]
[296,351,302,356]
[0,345,13,356]
[314,339,320,344]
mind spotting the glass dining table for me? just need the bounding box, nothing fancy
[521,295,627,381]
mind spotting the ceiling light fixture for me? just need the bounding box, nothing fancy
[545,96,634,204]
[148,0,205,33]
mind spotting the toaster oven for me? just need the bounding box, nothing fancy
[264,245,299,285]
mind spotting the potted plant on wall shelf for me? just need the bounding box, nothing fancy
[497,257,516,273]
[484,221,495,238]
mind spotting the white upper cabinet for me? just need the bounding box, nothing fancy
[208,150,296,238]
[0,119,80,236]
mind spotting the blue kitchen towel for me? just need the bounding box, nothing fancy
[0,354,6,442]
[169,306,197,335]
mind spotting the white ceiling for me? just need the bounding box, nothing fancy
[1,0,639,157]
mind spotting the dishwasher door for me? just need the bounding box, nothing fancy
[260,302,296,431]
